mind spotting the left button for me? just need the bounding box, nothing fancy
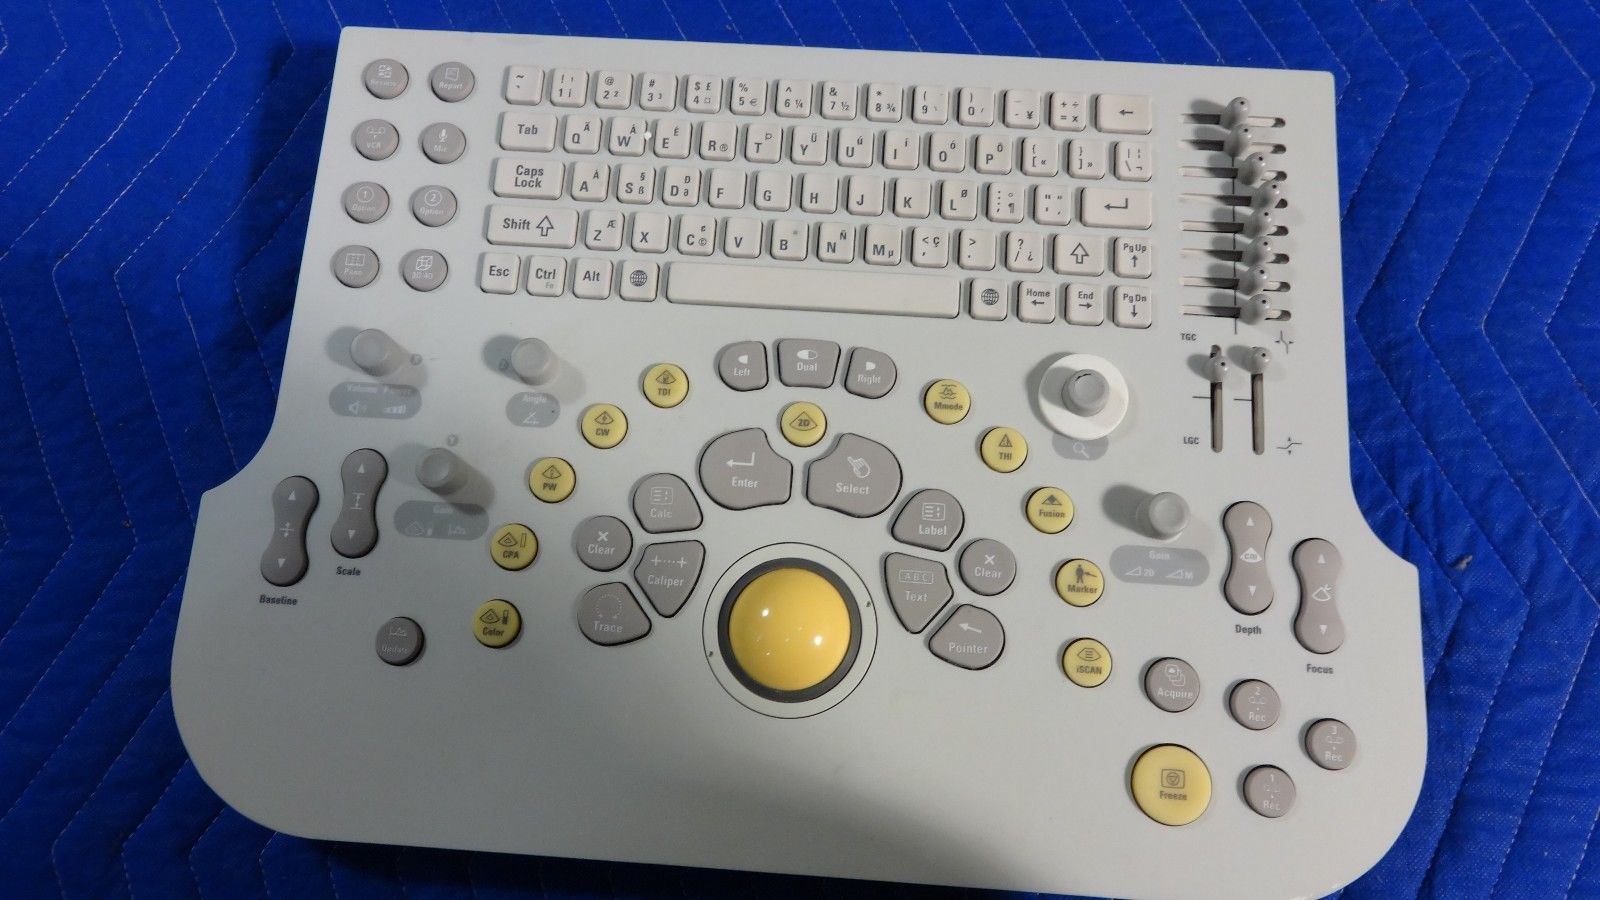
[262,476,318,586]
[331,449,387,558]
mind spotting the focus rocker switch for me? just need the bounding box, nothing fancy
[416,447,471,495]
[261,476,318,587]
[1139,491,1189,540]
[510,337,558,384]
[1294,538,1345,653]
[350,329,406,377]
[331,449,388,558]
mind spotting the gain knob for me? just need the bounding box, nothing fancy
[416,447,471,495]
[1139,491,1190,540]
[349,329,406,377]
[509,337,559,385]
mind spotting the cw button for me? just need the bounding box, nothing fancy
[581,403,628,448]
[488,523,538,571]
[643,363,689,408]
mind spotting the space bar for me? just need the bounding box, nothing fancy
[665,263,959,318]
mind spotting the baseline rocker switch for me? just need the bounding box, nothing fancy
[261,476,318,586]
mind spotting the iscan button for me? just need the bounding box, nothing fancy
[1062,637,1111,687]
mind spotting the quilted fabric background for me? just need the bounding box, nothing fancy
[0,0,1596,897]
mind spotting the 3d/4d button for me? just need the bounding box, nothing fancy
[1243,766,1296,818]
[1062,638,1111,687]
[488,523,538,571]
[1055,559,1104,606]
[1026,486,1074,534]
[776,339,840,387]
[922,379,971,424]
[1144,658,1201,712]
[1228,679,1281,730]
[844,347,897,398]
[1293,538,1344,653]
[634,541,705,617]
[581,403,628,448]
[642,363,689,408]
[331,449,387,558]
[884,553,954,633]
[1223,501,1273,614]
[473,599,521,648]
[979,427,1028,472]
[958,538,1017,595]
[891,489,964,551]
[577,583,652,645]
[717,341,768,391]
[699,428,792,509]
[1130,744,1212,826]
[375,617,423,666]
[780,401,827,447]
[1305,718,1357,770]
[632,473,703,533]
[528,457,576,503]
[573,516,631,571]
[261,476,318,587]
[927,604,1004,670]
[805,433,902,517]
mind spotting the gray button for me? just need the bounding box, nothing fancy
[844,347,897,398]
[1139,491,1189,539]
[1144,657,1201,712]
[809,436,901,521]
[634,541,705,617]
[717,341,768,391]
[393,500,487,540]
[410,185,458,226]
[957,538,1017,596]
[331,449,387,558]
[1109,545,1211,586]
[1293,539,1344,653]
[1243,766,1295,818]
[698,428,791,510]
[342,181,389,223]
[632,473,703,533]
[891,488,964,551]
[1305,718,1356,770]
[884,553,953,633]
[331,245,379,288]
[420,123,467,163]
[330,382,421,419]
[400,249,447,292]
[574,516,632,572]
[261,476,318,587]
[429,62,475,102]
[375,617,424,666]
[506,391,559,427]
[776,339,840,387]
[416,447,469,494]
[349,329,405,377]
[928,604,1004,670]
[1223,501,1274,614]
[363,59,409,99]
[352,119,399,160]
[1229,679,1281,730]
[577,583,652,646]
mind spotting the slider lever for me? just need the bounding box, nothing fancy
[1246,347,1272,455]
[1205,349,1229,453]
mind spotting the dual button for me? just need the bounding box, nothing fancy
[716,340,897,399]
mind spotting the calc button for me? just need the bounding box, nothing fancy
[429,62,474,102]
[1305,718,1357,770]
[362,59,408,99]
[1130,744,1211,826]
[632,473,702,533]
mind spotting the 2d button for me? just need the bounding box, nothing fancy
[331,245,379,288]
[488,523,538,571]
[352,119,399,160]
[776,339,840,387]
[780,401,827,447]
[331,449,387,558]
[717,341,768,391]
[634,541,705,617]
[922,379,971,424]
[805,433,902,517]
[581,403,628,449]
[362,59,409,99]
[884,553,954,633]
[643,363,689,408]
[979,427,1028,472]
[699,428,792,510]
[958,538,1017,595]
[261,476,318,587]
[574,516,632,571]
[1305,718,1357,770]
[1026,486,1075,534]
[891,488,964,551]
[577,583,652,646]
[1223,501,1274,614]
[844,347,897,398]
[1144,658,1201,712]
[375,617,423,666]
[400,249,447,291]
[429,62,475,101]
[1243,766,1296,818]
[632,473,703,533]
[1293,538,1344,653]
[528,456,576,503]
[928,604,1004,670]
[473,599,522,648]
[1055,559,1104,607]
[1062,638,1112,687]
[342,182,389,223]
[1228,679,1281,730]
[1130,744,1212,826]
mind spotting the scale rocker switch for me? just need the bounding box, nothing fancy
[1293,538,1345,653]
[1223,502,1273,614]
[331,449,388,558]
[261,476,318,587]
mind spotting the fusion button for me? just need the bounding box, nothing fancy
[1062,638,1111,687]
[473,599,521,648]
[1130,744,1212,826]
[643,363,689,408]
[1026,486,1074,534]
[580,403,628,448]
[528,457,576,503]
[488,523,538,571]
[1054,559,1104,607]
[923,379,971,424]
[979,427,1028,472]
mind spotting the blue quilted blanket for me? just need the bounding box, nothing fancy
[1,1,1596,897]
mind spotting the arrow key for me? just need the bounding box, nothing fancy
[1052,234,1106,276]
[1094,93,1152,134]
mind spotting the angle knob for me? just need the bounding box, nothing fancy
[509,338,559,385]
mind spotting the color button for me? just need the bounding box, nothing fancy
[980,427,1028,472]
[1062,637,1111,687]
[580,403,628,448]
[642,363,689,408]
[1027,486,1075,533]
[724,564,855,696]
[923,379,971,424]
[528,457,576,503]
[488,523,538,571]
[1130,744,1212,826]
[473,599,521,648]
[1055,559,1104,606]
[780,401,827,447]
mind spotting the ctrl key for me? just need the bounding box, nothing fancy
[376,617,424,666]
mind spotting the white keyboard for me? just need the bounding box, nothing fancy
[173,26,1426,900]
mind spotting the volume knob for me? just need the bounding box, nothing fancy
[509,338,558,385]
[350,329,406,376]
[416,447,470,494]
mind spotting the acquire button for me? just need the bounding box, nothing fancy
[1130,744,1212,826]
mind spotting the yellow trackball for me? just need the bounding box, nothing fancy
[726,567,853,693]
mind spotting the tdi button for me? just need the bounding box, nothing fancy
[717,341,768,391]
[699,428,792,509]
[632,473,703,533]
[574,516,631,571]
[805,433,902,517]
[633,541,705,617]
[331,449,387,558]
[958,538,1017,595]
[776,339,840,387]
[883,553,954,633]
[891,489,964,551]
[577,583,652,645]
[1293,538,1345,653]
[1223,501,1273,614]
[262,476,318,587]
[928,604,1004,670]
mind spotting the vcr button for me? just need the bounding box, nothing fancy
[1293,538,1345,653]
[331,449,387,558]
[1222,501,1273,614]
[261,476,318,586]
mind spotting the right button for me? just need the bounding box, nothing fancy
[1293,538,1345,653]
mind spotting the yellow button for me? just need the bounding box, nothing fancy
[1055,559,1104,607]
[780,401,827,447]
[923,379,971,424]
[726,566,853,694]
[580,403,628,448]
[980,427,1028,472]
[528,457,576,503]
[1026,486,1075,533]
[1062,637,1111,687]
[1130,744,1212,826]
[473,599,522,648]
[642,363,689,408]
[488,523,538,571]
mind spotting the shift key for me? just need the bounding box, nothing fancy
[1080,188,1152,229]
[487,205,579,247]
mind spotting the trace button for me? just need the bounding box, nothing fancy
[1130,744,1212,826]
